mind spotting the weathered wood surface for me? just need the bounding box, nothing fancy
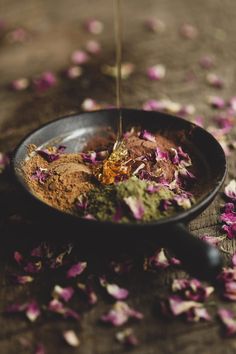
[1,0,236,353]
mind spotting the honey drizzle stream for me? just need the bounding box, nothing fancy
[113,0,123,150]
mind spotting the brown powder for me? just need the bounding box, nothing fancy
[21,131,196,217]
[22,146,95,214]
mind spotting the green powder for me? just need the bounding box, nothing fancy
[83,176,182,223]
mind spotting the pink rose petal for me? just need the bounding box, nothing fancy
[123,196,145,220]
[218,308,236,336]
[71,50,89,65]
[52,285,74,302]
[225,180,236,201]
[116,328,139,347]
[147,64,166,81]
[101,301,143,327]
[66,262,87,278]
[63,330,80,347]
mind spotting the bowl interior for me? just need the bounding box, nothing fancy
[12,108,227,226]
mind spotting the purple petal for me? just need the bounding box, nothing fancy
[36,149,59,163]
[31,167,50,184]
[123,196,145,220]
[53,285,74,302]
[66,262,87,278]
[169,295,202,316]
[48,299,80,320]
[225,180,236,201]
[139,129,156,142]
[26,301,41,322]
[222,224,236,239]
[206,73,224,88]
[33,72,57,92]
[207,96,225,109]
[199,234,225,245]
[71,50,89,65]
[24,261,42,274]
[186,307,211,322]
[147,65,166,81]
[155,147,168,161]
[232,253,236,267]
[65,66,83,79]
[86,40,101,54]
[218,308,236,336]
[101,301,143,327]
[145,248,170,270]
[107,284,128,300]
[143,99,165,111]
[84,18,104,34]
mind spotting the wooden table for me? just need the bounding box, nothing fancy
[1,0,236,353]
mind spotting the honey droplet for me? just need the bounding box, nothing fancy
[97,142,131,184]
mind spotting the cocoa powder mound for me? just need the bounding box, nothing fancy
[22,145,95,214]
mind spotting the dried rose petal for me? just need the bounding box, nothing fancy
[225,180,236,201]
[199,55,215,69]
[81,151,99,164]
[12,275,34,285]
[66,262,87,278]
[199,234,225,245]
[206,73,224,88]
[26,301,41,322]
[232,253,236,267]
[71,50,89,65]
[144,248,170,270]
[33,72,57,92]
[101,301,143,326]
[48,299,80,320]
[142,99,165,111]
[63,330,80,347]
[52,285,74,302]
[65,66,83,79]
[116,328,139,347]
[86,40,101,55]
[14,251,23,265]
[179,23,198,39]
[186,307,211,322]
[84,18,104,34]
[31,167,50,184]
[139,129,156,142]
[222,224,236,239]
[0,152,9,173]
[7,27,29,43]
[169,295,203,316]
[218,308,236,336]
[24,261,42,274]
[171,278,214,301]
[100,277,129,300]
[207,96,225,109]
[144,17,165,33]
[11,78,29,91]
[81,98,101,111]
[123,196,145,220]
[193,115,204,127]
[147,64,166,81]
[220,203,236,225]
